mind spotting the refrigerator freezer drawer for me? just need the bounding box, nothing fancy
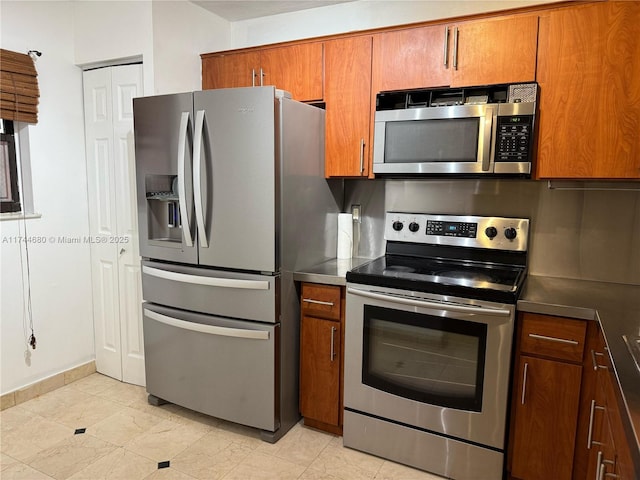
[142,260,278,323]
[143,303,278,431]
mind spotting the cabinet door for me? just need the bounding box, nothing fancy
[511,355,582,480]
[325,36,372,177]
[451,14,538,87]
[202,52,260,90]
[259,43,323,102]
[536,2,640,179]
[576,322,608,480]
[372,25,450,93]
[299,315,341,426]
[600,356,637,480]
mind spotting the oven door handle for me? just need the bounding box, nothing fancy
[347,287,512,316]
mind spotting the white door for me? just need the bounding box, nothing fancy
[83,64,145,385]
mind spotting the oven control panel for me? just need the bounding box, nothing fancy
[426,220,477,238]
[385,212,529,251]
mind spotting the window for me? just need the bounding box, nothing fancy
[0,119,21,213]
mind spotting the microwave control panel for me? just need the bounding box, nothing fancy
[495,115,533,162]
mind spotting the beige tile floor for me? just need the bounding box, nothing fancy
[0,373,444,480]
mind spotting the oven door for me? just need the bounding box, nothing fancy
[372,104,496,175]
[344,283,515,449]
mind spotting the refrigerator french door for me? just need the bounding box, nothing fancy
[133,87,333,443]
[134,87,278,271]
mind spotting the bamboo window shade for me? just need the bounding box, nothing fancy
[1,49,40,124]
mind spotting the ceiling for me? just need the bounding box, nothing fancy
[192,1,356,21]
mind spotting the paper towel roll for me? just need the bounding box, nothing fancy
[337,213,353,259]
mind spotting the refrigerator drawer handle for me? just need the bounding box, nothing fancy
[193,109,208,248]
[144,309,270,340]
[347,286,511,316]
[177,111,194,247]
[143,266,270,290]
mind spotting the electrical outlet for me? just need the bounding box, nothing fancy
[351,204,361,223]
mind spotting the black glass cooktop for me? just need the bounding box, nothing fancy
[346,254,527,304]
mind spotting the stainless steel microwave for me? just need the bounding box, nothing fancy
[372,83,537,177]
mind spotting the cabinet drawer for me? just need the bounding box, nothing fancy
[520,313,587,362]
[301,283,342,321]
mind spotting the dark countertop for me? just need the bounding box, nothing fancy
[518,275,640,470]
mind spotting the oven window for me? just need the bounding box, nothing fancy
[363,305,487,412]
[384,117,479,163]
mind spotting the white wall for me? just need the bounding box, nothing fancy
[230,0,563,48]
[152,1,230,94]
[0,0,230,395]
[73,1,155,94]
[74,0,230,96]
[0,1,95,394]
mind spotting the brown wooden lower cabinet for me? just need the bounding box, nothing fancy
[509,313,637,480]
[299,283,344,435]
[586,328,637,480]
[510,355,582,480]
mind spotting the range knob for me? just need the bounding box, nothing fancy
[408,222,420,233]
[485,226,498,239]
[504,227,518,240]
[392,221,404,232]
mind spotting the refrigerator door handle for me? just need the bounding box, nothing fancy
[193,109,208,248]
[144,308,270,340]
[177,111,194,247]
[143,265,270,290]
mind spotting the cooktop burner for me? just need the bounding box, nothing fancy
[347,213,530,304]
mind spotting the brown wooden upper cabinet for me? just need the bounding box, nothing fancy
[535,1,640,179]
[371,14,538,94]
[202,51,260,89]
[202,42,323,102]
[324,36,373,178]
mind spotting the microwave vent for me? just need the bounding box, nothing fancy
[508,83,537,103]
[430,90,464,107]
[465,95,489,105]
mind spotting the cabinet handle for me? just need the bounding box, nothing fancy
[252,69,256,87]
[443,26,449,67]
[602,459,619,479]
[596,451,604,480]
[330,326,336,362]
[528,333,579,345]
[452,27,459,70]
[359,138,365,173]
[521,362,529,405]
[303,298,334,307]
[591,349,608,370]
[260,68,265,86]
[599,461,606,480]
[587,399,606,449]
[596,454,620,480]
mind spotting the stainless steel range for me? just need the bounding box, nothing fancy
[343,212,529,480]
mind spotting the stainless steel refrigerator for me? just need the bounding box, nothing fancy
[133,86,340,442]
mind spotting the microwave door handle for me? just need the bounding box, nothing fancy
[193,109,208,248]
[481,108,495,172]
[177,112,194,247]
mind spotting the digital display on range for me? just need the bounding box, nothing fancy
[426,220,477,238]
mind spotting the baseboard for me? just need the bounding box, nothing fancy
[0,360,96,411]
